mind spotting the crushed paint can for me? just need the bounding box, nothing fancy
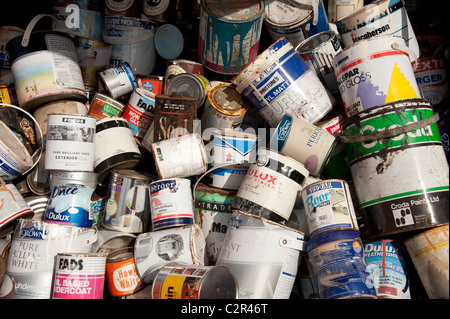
[363,240,410,299]
[233,148,309,223]
[232,37,335,127]
[51,252,107,299]
[404,225,449,299]
[414,57,449,105]
[306,229,377,299]
[198,0,265,74]
[122,88,156,138]
[152,262,238,299]
[216,210,305,299]
[45,113,96,172]
[134,224,206,284]
[98,62,138,99]
[166,73,210,108]
[194,183,236,265]
[0,181,34,231]
[103,169,152,234]
[87,92,126,120]
[327,0,364,23]
[334,35,420,117]
[91,228,136,254]
[341,99,449,239]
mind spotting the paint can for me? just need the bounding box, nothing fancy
[152,262,238,299]
[264,0,330,46]
[166,73,210,108]
[0,218,97,299]
[198,0,265,75]
[335,0,420,58]
[151,133,208,180]
[0,180,34,232]
[103,169,152,234]
[327,0,364,22]
[216,209,305,299]
[104,0,141,17]
[340,99,449,239]
[94,117,143,181]
[295,30,342,94]
[154,24,184,60]
[122,88,156,138]
[194,183,236,265]
[134,224,206,283]
[363,240,410,299]
[232,37,335,127]
[137,74,165,95]
[149,178,195,231]
[334,35,420,117]
[271,114,337,177]
[44,171,98,228]
[98,62,138,99]
[91,228,136,254]
[233,148,309,223]
[45,113,96,172]
[404,225,449,299]
[51,252,107,299]
[207,130,257,190]
[414,57,449,105]
[165,59,204,88]
[105,247,145,297]
[142,0,171,19]
[87,92,126,120]
[0,26,24,67]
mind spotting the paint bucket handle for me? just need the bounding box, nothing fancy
[391,42,418,70]
[85,227,99,246]
[21,14,62,47]
[279,236,305,251]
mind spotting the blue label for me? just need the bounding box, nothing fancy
[212,136,257,157]
[272,114,293,151]
[153,217,194,230]
[44,206,92,228]
[19,226,47,240]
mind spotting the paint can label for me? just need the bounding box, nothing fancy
[414,58,449,105]
[122,88,156,138]
[99,63,137,99]
[106,251,144,296]
[0,182,32,229]
[87,93,125,120]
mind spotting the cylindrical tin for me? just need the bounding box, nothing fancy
[104,0,141,16]
[105,247,145,297]
[194,183,236,265]
[327,0,364,22]
[122,88,156,138]
[152,262,238,299]
[334,35,421,117]
[0,218,97,299]
[233,148,310,223]
[335,0,420,58]
[149,178,195,231]
[87,92,125,120]
[51,253,107,299]
[201,82,249,134]
[341,99,449,239]
[363,240,410,299]
[301,179,359,237]
[75,37,112,87]
[142,0,171,18]
[98,62,138,99]
[306,229,377,299]
[198,0,265,75]
[0,181,34,231]
[136,74,164,95]
[404,225,449,299]
[44,113,96,172]
[151,133,208,180]
[134,224,206,284]
[232,37,335,127]
[166,73,210,108]
[103,169,152,234]
[296,30,342,94]
[216,210,305,299]
[414,57,449,105]
[165,59,205,88]
[271,114,337,177]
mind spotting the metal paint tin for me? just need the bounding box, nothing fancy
[271,114,337,177]
[134,224,206,283]
[104,0,141,17]
[51,253,106,299]
[232,37,335,127]
[103,169,152,234]
[327,0,364,23]
[335,0,420,58]
[198,0,265,75]
[137,74,164,95]
[122,88,156,138]
[0,218,97,299]
[341,99,449,239]
[91,228,136,254]
[151,133,208,180]
[45,113,96,172]
[232,148,309,223]
[87,92,125,120]
[165,59,204,88]
[166,73,210,108]
[143,0,171,18]
[414,57,449,105]
[152,262,238,299]
[98,62,138,99]
[0,181,34,231]
[363,240,410,299]
[105,247,145,297]
[404,225,449,299]
[306,229,377,299]
[149,178,195,231]
[216,209,305,299]
[75,37,112,87]
[301,179,359,237]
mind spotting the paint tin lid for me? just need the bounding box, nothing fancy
[50,171,98,188]
[296,30,336,53]
[166,73,209,107]
[208,82,249,116]
[203,0,264,22]
[111,169,152,183]
[306,229,361,253]
[106,246,134,263]
[154,24,184,60]
[264,0,311,26]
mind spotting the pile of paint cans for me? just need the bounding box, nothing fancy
[0,0,448,300]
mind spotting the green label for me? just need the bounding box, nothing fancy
[102,103,121,116]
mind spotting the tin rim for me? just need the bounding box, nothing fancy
[295,30,337,54]
[111,168,152,183]
[208,82,249,116]
[106,246,134,263]
[264,0,316,28]
[202,0,265,23]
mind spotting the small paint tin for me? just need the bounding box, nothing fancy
[122,88,156,138]
[136,74,164,95]
[152,262,238,299]
[45,113,96,172]
[166,73,210,108]
[51,253,107,299]
[165,59,204,87]
[327,0,364,22]
[154,24,184,60]
[105,247,145,297]
[149,178,195,231]
[233,148,310,223]
[414,57,449,105]
[99,62,138,99]
[44,171,98,228]
[103,169,152,234]
[134,224,206,283]
[87,92,126,120]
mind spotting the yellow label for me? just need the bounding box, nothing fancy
[0,85,11,104]
[160,275,186,299]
